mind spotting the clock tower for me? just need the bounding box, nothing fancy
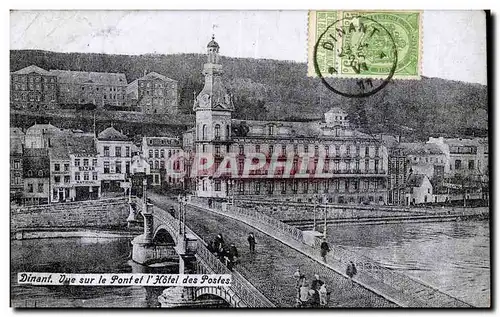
[193,36,234,198]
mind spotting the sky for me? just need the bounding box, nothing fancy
[10,10,487,85]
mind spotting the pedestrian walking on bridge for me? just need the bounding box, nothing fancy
[247,232,256,253]
[320,238,330,263]
[346,261,358,285]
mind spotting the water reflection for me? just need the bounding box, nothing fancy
[11,234,177,308]
[326,220,490,307]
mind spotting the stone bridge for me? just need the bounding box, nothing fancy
[130,194,474,308]
[130,198,274,308]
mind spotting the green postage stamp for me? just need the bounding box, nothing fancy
[308,10,422,79]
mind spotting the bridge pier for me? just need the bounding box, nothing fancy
[131,202,178,265]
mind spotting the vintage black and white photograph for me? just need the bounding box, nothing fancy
[9,10,490,308]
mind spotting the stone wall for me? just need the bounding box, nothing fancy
[11,197,133,232]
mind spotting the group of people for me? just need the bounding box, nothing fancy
[206,232,257,271]
[295,271,329,308]
[207,234,239,271]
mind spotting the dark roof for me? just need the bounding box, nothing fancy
[11,65,53,76]
[49,69,127,86]
[406,174,427,187]
[395,142,445,156]
[98,127,129,141]
[207,36,220,49]
[22,155,50,178]
[69,135,97,155]
[10,138,23,155]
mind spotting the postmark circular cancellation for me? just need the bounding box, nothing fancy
[308,11,422,97]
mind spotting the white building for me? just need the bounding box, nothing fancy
[97,127,133,192]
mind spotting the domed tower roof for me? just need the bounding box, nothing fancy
[207,35,220,49]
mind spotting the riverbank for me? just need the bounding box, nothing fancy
[286,211,489,228]
[11,227,142,240]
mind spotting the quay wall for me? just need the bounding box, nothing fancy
[11,197,133,233]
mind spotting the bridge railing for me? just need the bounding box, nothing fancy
[191,201,471,308]
[194,241,275,308]
[225,205,304,243]
[148,203,274,308]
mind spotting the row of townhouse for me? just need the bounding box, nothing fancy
[387,136,489,206]
[10,65,178,115]
[10,123,184,205]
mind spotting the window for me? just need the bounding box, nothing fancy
[468,160,475,170]
[92,172,98,180]
[355,159,360,172]
[281,181,286,194]
[239,145,244,155]
[269,144,274,154]
[215,145,221,155]
[38,170,43,177]
[149,150,153,158]
[84,172,89,181]
[75,159,80,167]
[375,147,380,157]
[325,145,329,156]
[28,183,33,193]
[154,149,159,158]
[345,180,350,191]
[282,144,287,156]
[314,145,319,156]
[83,159,89,167]
[268,125,274,136]
[92,159,97,166]
[104,146,110,157]
[160,161,165,169]
[115,147,122,157]
[374,159,379,172]
[104,161,110,174]
[75,172,80,181]
[365,159,370,172]
[125,146,130,157]
[215,124,221,139]
[202,125,207,140]
[304,145,309,153]
[64,176,70,183]
[160,149,165,158]
[54,176,60,183]
[214,180,221,191]
[255,145,261,153]
[125,162,130,174]
[365,146,370,156]
[455,160,462,170]
[54,163,60,172]
[64,163,69,171]
[346,146,351,156]
[116,161,122,174]
[335,145,340,157]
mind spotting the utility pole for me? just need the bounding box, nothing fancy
[323,203,328,238]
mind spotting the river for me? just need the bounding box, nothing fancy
[326,220,490,307]
[10,232,177,308]
[11,220,490,308]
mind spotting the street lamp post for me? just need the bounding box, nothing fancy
[323,203,328,239]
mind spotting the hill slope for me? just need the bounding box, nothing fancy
[10,50,488,139]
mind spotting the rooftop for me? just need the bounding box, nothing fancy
[97,126,129,141]
[49,69,127,86]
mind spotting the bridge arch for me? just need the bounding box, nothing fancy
[152,226,176,245]
[194,286,242,307]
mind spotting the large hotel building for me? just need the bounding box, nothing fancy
[184,37,389,204]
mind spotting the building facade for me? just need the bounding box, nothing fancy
[142,136,184,187]
[22,148,50,205]
[10,65,58,111]
[126,72,178,114]
[97,127,133,192]
[49,70,128,108]
[10,128,24,201]
[186,37,389,204]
